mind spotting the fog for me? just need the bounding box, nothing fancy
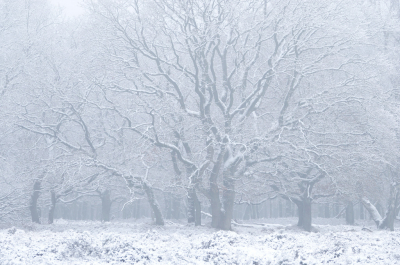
[0,0,400,264]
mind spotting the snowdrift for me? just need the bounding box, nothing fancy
[0,219,399,264]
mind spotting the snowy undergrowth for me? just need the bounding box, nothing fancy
[1,219,400,264]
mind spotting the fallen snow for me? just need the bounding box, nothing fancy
[0,218,399,264]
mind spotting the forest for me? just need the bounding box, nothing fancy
[1,0,400,263]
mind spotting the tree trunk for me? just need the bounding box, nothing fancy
[48,191,57,224]
[210,176,222,228]
[302,198,312,232]
[297,201,303,227]
[194,192,201,226]
[219,176,235,230]
[379,207,395,231]
[361,195,396,230]
[187,187,201,225]
[345,201,354,225]
[296,198,312,232]
[101,190,112,222]
[143,181,164,225]
[29,181,41,224]
[378,185,398,231]
[208,148,224,228]
[187,187,196,223]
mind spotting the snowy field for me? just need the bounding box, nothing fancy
[1,218,400,264]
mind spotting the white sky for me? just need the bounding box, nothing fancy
[51,0,85,17]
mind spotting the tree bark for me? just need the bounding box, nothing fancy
[48,191,57,224]
[297,201,303,227]
[379,207,395,231]
[29,181,41,224]
[378,185,398,231]
[187,187,201,225]
[187,187,196,223]
[219,176,235,230]
[361,192,397,231]
[194,192,201,226]
[143,181,164,225]
[296,198,312,232]
[302,198,312,232]
[210,177,222,228]
[345,201,354,225]
[170,149,182,219]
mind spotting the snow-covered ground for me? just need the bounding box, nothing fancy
[1,218,399,264]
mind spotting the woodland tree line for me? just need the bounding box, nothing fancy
[1,0,400,232]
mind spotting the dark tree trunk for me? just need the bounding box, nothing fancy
[274,173,324,232]
[379,207,395,231]
[302,198,312,232]
[361,192,396,231]
[48,191,57,224]
[345,201,355,225]
[210,176,222,228]
[29,181,41,224]
[296,198,312,232]
[378,186,398,231]
[208,147,224,228]
[297,202,303,227]
[194,192,201,226]
[210,186,221,226]
[187,188,201,225]
[143,181,164,225]
[187,188,196,223]
[220,176,235,230]
[101,190,112,222]
[170,149,182,219]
